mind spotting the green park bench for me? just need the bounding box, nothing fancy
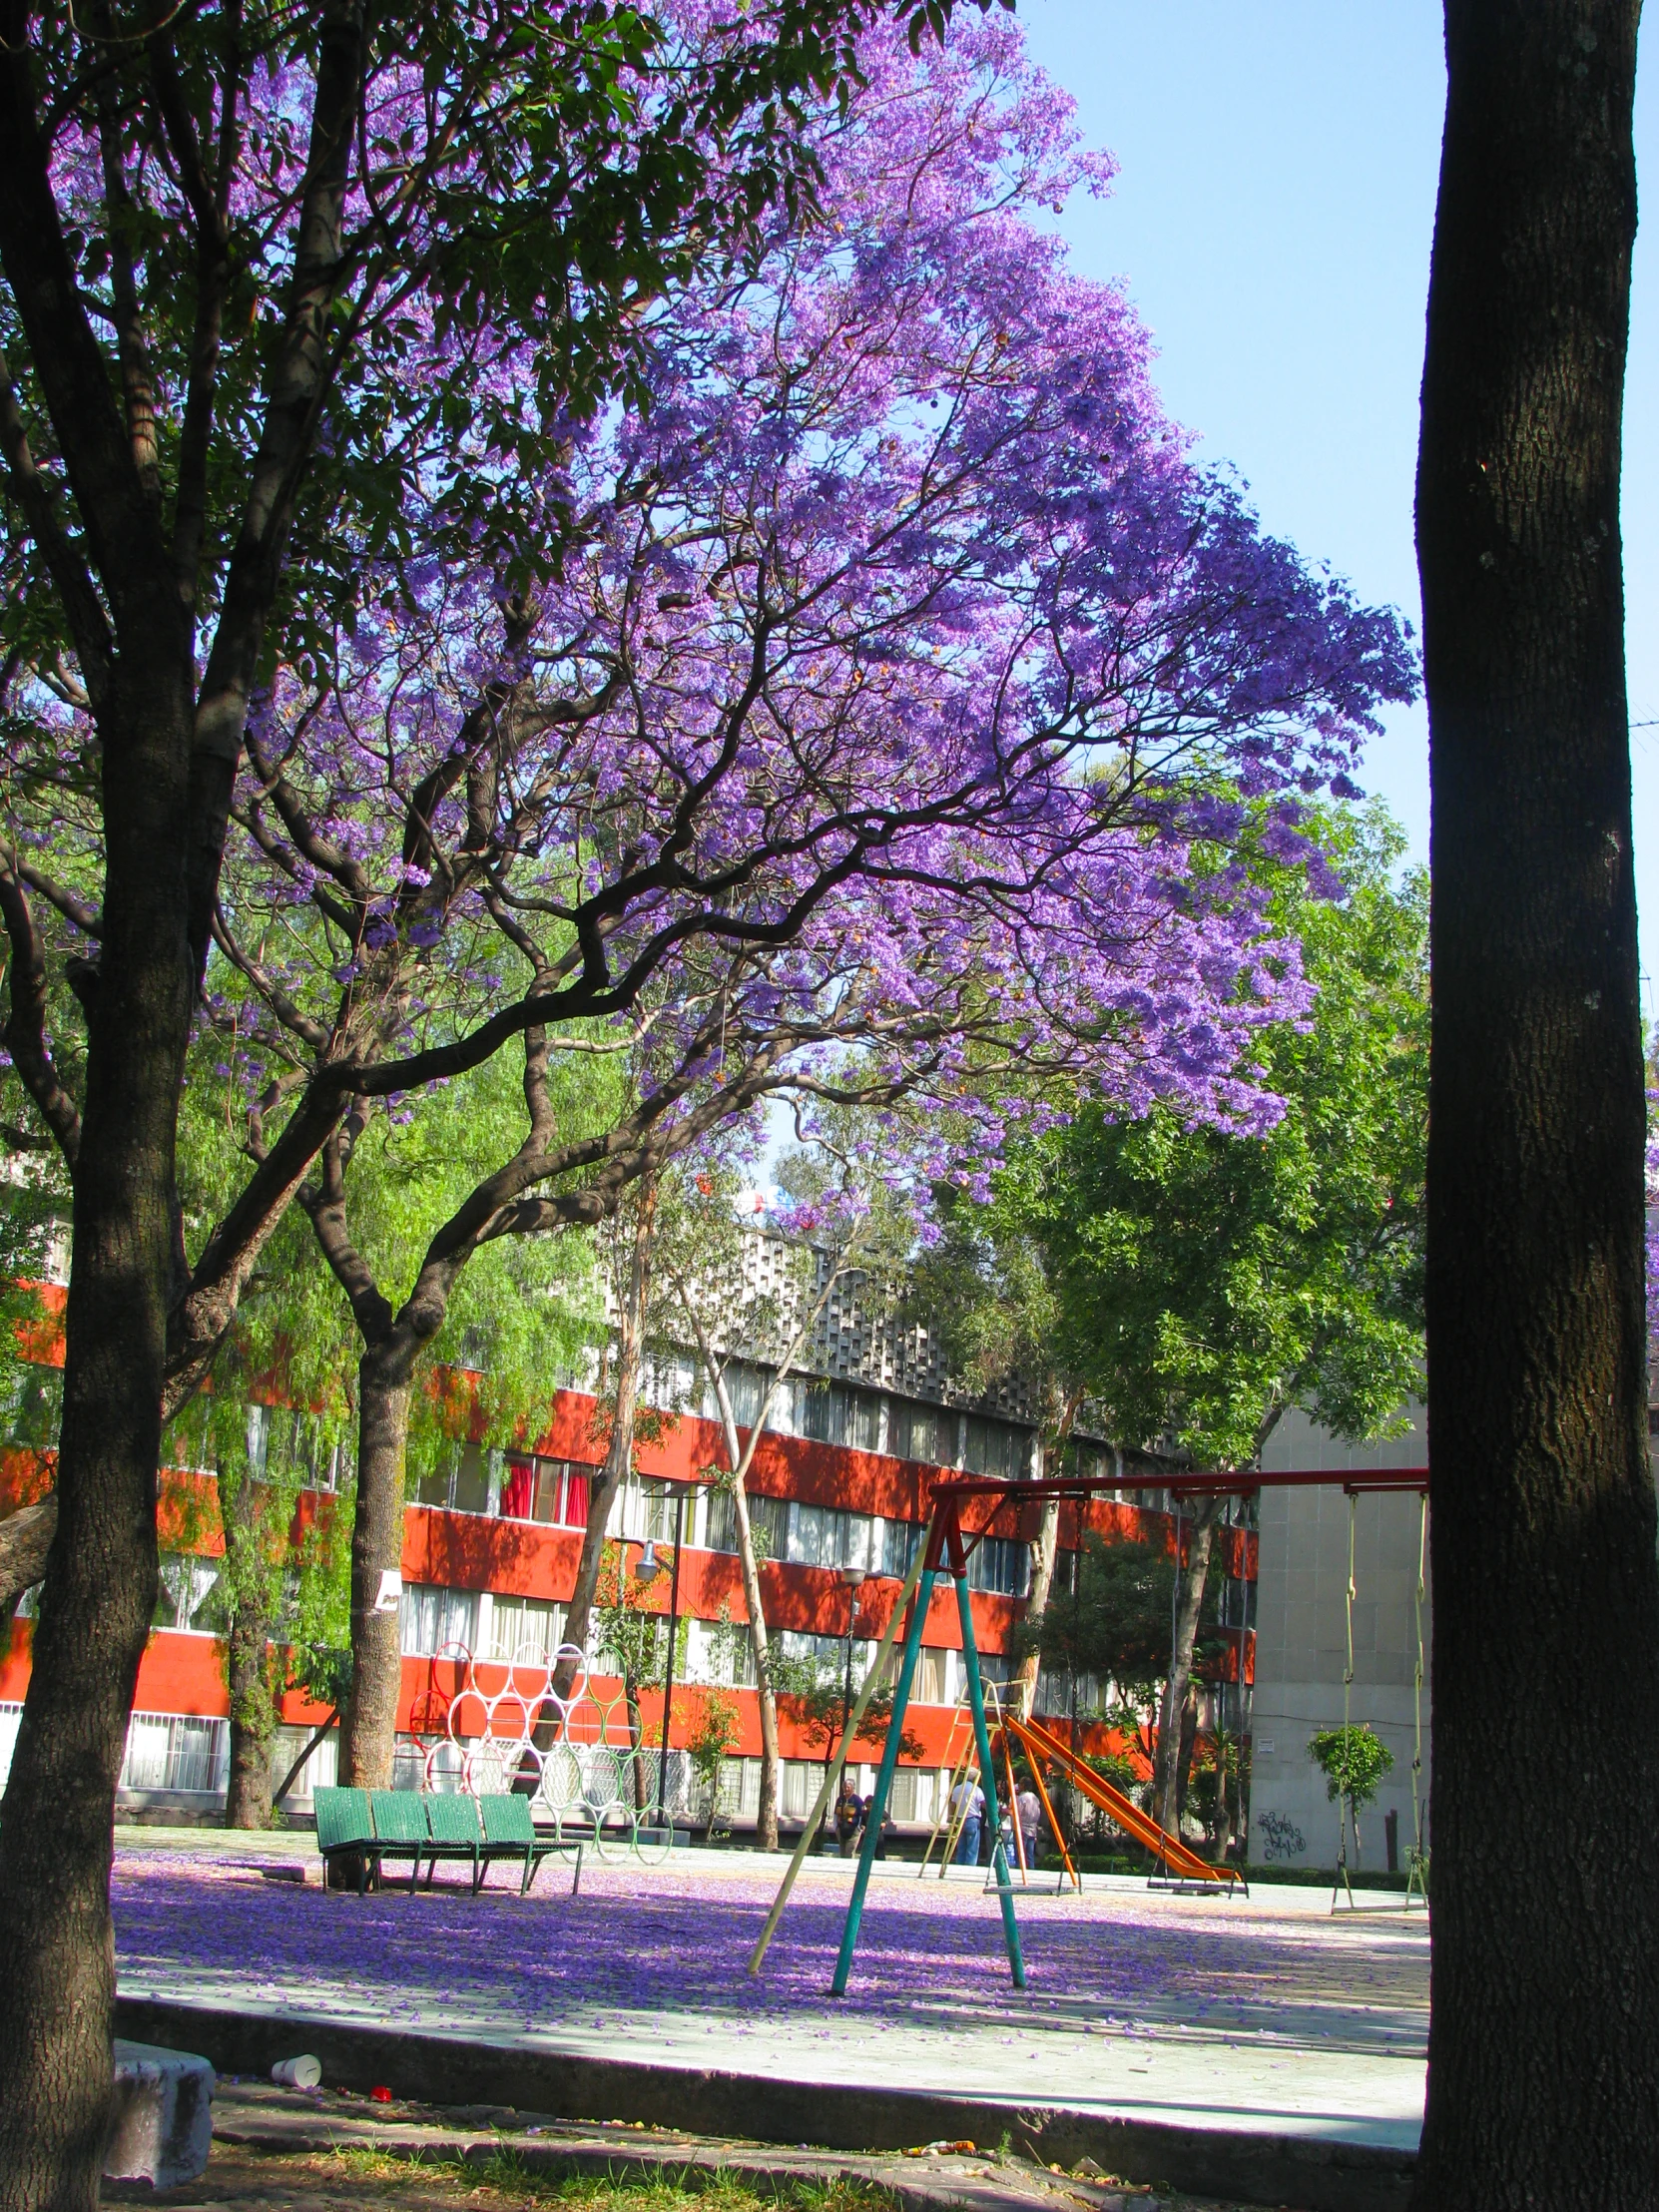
[312,1786,377,1894]
[478,1789,580,1896]
[311,1785,580,1897]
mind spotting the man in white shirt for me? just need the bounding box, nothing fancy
[950,1776,985,1866]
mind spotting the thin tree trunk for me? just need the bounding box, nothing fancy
[552,1179,655,1697]
[0,669,193,2210]
[1411,7,1659,2204]
[222,1468,276,1829]
[340,1343,413,1790]
[1010,1391,1084,1721]
[1152,1503,1218,1838]
[728,1479,783,1850]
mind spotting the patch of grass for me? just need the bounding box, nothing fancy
[301,2138,897,2212]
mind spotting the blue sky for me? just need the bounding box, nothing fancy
[1018,0,1658,1014]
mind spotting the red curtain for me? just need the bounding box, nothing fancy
[562,1467,589,1528]
[500,1457,534,1519]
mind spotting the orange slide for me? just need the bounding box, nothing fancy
[1006,1712,1244,1892]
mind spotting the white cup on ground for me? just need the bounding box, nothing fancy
[271,2054,322,2090]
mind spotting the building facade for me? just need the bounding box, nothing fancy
[1245,1403,1431,1873]
[2,1245,1260,1837]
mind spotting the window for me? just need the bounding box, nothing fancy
[261,1404,351,1491]
[720,1363,768,1430]
[882,1519,923,1581]
[640,1351,699,1414]
[786,1503,874,1571]
[912,1647,947,1705]
[489,1595,564,1664]
[889,1400,956,1467]
[120,1713,228,1795]
[746,1492,790,1562]
[498,1456,591,1527]
[798,1380,881,1451]
[705,1487,738,1554]
[398,1583,480,1657]
[410,1443,492,1515]
[781,1760,815,1819]
[964,1415,1029,1481]
[888,1767,918,1823]
[154,1553,219,1633]
[966,1533,1031,1598]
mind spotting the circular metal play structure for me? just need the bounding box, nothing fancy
[408,1639,694,1864]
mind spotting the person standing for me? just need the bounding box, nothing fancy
[1015,1781,1042,1870]
[950,1775,985,1866]
[835,1779,864,1858]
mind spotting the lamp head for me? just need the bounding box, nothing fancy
[636,1539,662,1586]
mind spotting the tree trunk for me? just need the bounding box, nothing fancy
[729,1477,783,1851]
[1009,1392,1082,1722]
[1411,6,1659,2204]
[551,1180,655,1700]
[1152,1503,1217,1838]
[1012,1496,1062,1721]
[340,1343,413,1790]
[222,1468,276,1829]
[0,667,194,2210]
[224,1618,276,1830]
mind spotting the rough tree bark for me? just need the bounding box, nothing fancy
[1411,5,1659,2205]
[0,656,194,2210]
[0,1492,56,1619]
[1009,1389,1085,1721]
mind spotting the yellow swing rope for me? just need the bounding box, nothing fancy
[1331,1492,1359,1914]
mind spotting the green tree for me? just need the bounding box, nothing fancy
[0,8,991,2190]
[1308,1723,1393,1873]
[1027,804,1427,1840]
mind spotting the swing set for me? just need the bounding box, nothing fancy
[748,1459,1428,1990]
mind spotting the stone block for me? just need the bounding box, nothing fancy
[106,2039,215,2187]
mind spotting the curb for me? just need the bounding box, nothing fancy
[115,1994,1414,2212]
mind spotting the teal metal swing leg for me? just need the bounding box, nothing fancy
[955,1572,1026,1989]
[832,1569,935,1995]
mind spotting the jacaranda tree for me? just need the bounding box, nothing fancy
[76,15,1415,1800]
[0,0,1013,2195]
[0,5,1414,2200]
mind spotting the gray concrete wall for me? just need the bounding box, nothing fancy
[1246,1406,1431,1871]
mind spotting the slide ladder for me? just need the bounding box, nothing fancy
[1007,1713,1245,1895]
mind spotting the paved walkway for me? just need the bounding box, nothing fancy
[112,1830,1428,2156]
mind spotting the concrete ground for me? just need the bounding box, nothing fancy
[113,1827,1427,2168]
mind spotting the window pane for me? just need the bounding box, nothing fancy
[411,1460,450,1508]
[562,1467,590,1528]
[451,1445,490,1516]
[500,1457,535,1520]
[799,1382,832,1442]
[914,1648,946,1705]
[531,1459,562,1522]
